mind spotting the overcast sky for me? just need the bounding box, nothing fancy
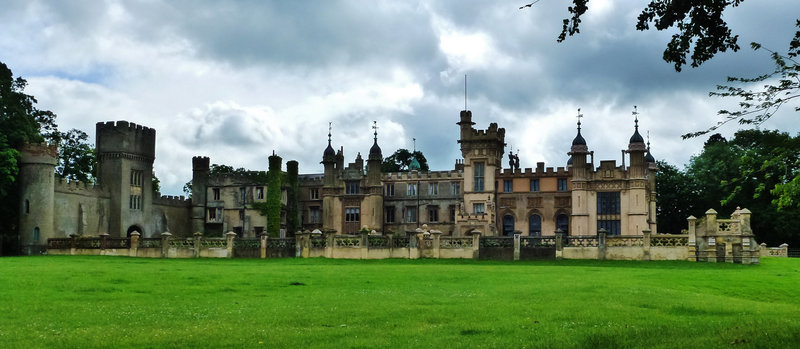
[1,1,797,195]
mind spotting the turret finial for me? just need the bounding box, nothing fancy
[328,122,332,144]
[577,108,583,131]
[372,121,378,142]
[632,105,639,129]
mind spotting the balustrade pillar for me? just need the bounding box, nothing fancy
[687,215,697,262]
[432,230,442,259]
[555,229,564,260]
[325,233,334,258]
[226,231,237,258]
[642,229,651,261]
[471,231,481,260]
[193,232,202,258]
[160,232,172,258]
[260,233,268,259]
[130,232,140,257]
[99,233,110,253]
[69,233,78,255]
[597,228,607,261]
[513,234,520,261]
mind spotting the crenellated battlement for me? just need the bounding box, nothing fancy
[19,143,58,166]
[299,174,324,185]
[96,120,156,159]
[470,123,505,140]
[192,156,210,171]
[153,193,191,207]
[497,164,569,177]
[383,170,464,181]
[54,176,107,196]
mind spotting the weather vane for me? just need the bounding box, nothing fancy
[372,121,378,141]
[632,105,639,128]
[577,108,583,130]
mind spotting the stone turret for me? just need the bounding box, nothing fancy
[456,109,505,235]
[321,124,337,187]
[366,122,382,186]
[627,107,647,179]
[191,156,210,235]
[18,143,58,254]
[96,121,156,237]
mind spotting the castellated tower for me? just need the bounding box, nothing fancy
[625,115,651,235]
[191,156,210,235]
[362,124,384,231]
[457,110,505,236]
[18,143,58,254]
[569,114,591,236]
[96,121,156,237]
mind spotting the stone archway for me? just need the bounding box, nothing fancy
[126,225,143,237]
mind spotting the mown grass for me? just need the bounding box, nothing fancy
[0,256,798,348]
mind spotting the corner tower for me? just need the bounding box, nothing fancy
[569,109,592,236]
[191,156,210,234]
[362,121,384,231]
[456,110,505,236]
[18,143,58,254]
[625,107,651,236]
[96,121,156,237]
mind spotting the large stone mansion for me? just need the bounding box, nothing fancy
[18,108,657,253]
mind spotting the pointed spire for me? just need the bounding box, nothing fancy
[369,121,382,158]
[571,108,587,147]
[323,121,335,159]
[629,105,644,144]
[645,130,655,163]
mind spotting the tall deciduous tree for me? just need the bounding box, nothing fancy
[0,62,59,254]
[381,149,429,172]
[55,129,95,183]
[655,161,697,234]
[556,0,744,71]
[677,131,800,246]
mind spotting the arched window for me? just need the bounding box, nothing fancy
[529,214,541,237]
[502,214,515,236]
[556,214,569,235]
[33,227,40,242]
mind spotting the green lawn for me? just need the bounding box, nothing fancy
[0,257,798,348]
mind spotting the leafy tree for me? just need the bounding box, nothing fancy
[381,149,429,172]
[55,129,95,183]
[0,62,59,254]
[152,172,160,194]
[685,134,740,215]
[555,0,744,71]
[655,160,697,234]
[680,131,800,246]
[685,21,800,139]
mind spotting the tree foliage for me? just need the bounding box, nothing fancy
[0,62,60,254]
[55,129,95,183]
[684,20,800,139]
[655,160,697,234]
[557,0,743,71]
[660,131,800,246]
[381,149,429,172]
